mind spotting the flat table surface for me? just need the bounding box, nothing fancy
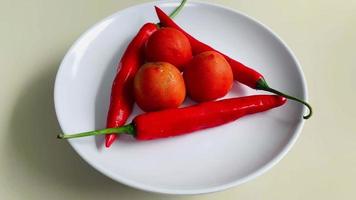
[1,0,355,199]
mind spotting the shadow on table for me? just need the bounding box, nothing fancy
[6,60,168,199]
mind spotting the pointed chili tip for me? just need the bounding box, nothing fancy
[154,5,160,12]
[57,134,64,139]
[154,5,164,16]
[105,134,117,148]
[154,6,159,15]
[280,96,287,104]
[154,6,162,27]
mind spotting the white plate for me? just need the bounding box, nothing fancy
[54,0,307,195]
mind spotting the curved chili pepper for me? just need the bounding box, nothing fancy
[105,0,188,148]
[58,95,286,140]
[105,23,158,147]
[154,6,312,119]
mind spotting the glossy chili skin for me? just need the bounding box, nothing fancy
[155,6,312,119]
[105,23,158,147]
[57,95,286,140]
[155,6,262,88]
[133,95,286,140]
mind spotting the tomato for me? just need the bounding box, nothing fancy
[184,51,233,102]
[134,62,186,111]
[144,28,192,71]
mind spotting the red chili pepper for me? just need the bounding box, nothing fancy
[104,1,188,148]
[58,95,286,140]
[154,6,312,119]
[105,23,158,147]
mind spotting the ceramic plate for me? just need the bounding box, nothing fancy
[54,0,307,195]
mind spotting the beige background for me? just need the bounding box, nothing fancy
[1,0,355,199]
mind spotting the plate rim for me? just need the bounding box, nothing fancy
[54,0,307,195]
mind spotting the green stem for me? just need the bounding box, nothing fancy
[57,124,135,139]
[168,0,187,18]
[256,78,312,119]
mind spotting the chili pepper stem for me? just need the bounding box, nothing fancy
[168,0,187,18]
[57,124,135,139]
[256,78,312,119]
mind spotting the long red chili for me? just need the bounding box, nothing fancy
[104,0,187,148]
[58,95,286,140]
[105,23,158,147]
[155,6,312,119]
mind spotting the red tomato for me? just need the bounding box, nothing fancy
[134,62,186,111]
[184,51,233,102]
[144,28,192,71]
